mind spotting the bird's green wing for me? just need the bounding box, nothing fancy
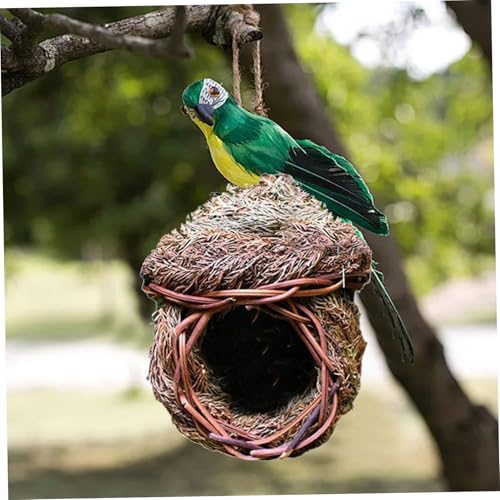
[224,130,388,235]
[217,107,388,235]
[219,115,297,176]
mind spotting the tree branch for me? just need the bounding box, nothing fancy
[167,6,192,58]
[1,5,262,96]
[10,8,187,59]
[0,15,23,42]
[8,8,45,59]
[446,0,491,66]
[1,71,36,96]
[1,45,22,71]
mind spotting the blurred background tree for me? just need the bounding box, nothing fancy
[2,1,497,495]
[2,4,493,303]
[246,2,496,491]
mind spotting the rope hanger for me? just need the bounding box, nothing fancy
[231,30,267,117]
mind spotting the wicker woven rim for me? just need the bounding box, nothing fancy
[144,269,370,460]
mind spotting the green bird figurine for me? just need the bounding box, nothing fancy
[181,78,414,363]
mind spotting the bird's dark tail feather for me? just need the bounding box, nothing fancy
[287,141,389,236]
[369,265,415,363]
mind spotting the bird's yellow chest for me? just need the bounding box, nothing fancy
[193,118,260,187]
[206,134,260,187]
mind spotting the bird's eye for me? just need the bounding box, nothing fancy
[209,86,220,97]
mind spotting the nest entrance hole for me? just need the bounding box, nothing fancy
[200,306,316,414]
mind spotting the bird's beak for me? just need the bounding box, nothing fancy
[194,103,214,126]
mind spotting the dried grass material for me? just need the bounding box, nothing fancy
[141,174,372,460]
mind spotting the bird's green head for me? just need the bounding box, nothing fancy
[181,78,231,131]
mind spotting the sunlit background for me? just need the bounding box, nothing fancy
[2,1,496,498]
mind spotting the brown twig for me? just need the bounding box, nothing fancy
[280,381,340,458]
[209,433,263,450]
[144,271,368,459]
[11,8,185,59]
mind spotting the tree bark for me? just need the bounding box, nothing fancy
[446,0,491,66]
[255,3,499,491]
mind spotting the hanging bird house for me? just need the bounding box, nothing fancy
[141,174,372,460]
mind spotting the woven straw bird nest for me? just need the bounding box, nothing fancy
[141,174,372,460]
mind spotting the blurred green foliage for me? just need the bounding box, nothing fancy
[3,7,228,265]
[287,4,493,293]
[2,4,494,301]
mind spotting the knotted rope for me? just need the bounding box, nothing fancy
[251,40,266,116]
[232,25,267,116]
